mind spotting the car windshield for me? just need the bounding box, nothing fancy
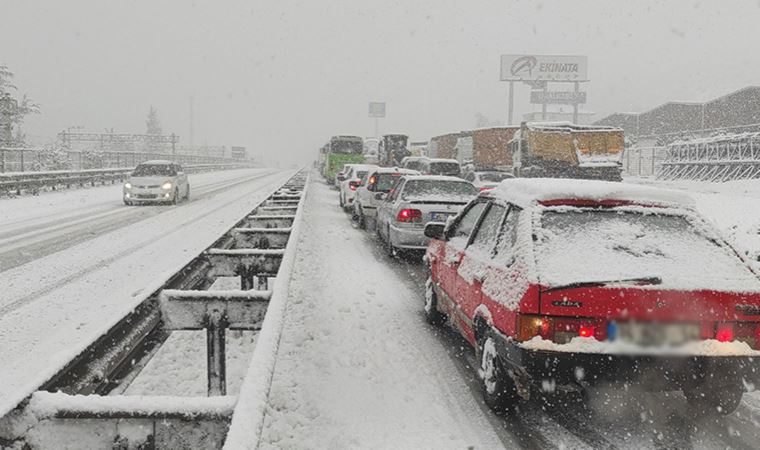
[429,162,460,175]
[401,179,476,200]
[537,209,759,292]
[132,164,176,177]
[355,171,368,180]
[479,172,513,182]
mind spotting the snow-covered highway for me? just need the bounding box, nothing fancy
[0,168,296,418]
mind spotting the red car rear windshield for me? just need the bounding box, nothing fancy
[537,208,760,292]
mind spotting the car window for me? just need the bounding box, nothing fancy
[132,164,176,176]
[386,179,404,202]
[464,172,475,182]
[375,173,403,191]
[494,206,521,264]
[448,201,487,248]
[400,180,477,199]
[468,203,507,257]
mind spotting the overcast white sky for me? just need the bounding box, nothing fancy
[2,0,760,165]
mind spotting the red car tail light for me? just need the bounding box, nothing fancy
[479,186,493,192]
[715,323,735,342]
[397,208,422,223]
[349,181,360,191]
[517,315,603,343]
[517,315,552,342]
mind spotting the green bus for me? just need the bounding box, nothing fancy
[322,135,364,183]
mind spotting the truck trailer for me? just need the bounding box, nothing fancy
[509,122,624,181]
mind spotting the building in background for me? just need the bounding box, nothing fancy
[594,86,760,143]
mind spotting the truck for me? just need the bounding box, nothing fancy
[377,134,410,167]
[322,135,364,183]
[453,126,519,170]
[508,122,624,181]
[427,133,459,159]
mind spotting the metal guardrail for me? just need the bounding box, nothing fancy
[0,163,255,196]
[0,170,308,449]
[0,147,251,173]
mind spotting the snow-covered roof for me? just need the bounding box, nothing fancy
[485,178,695,209]
[139,159,175,165]
[426,158,459,164]
[525,122,622,133]
[669,131,760,147]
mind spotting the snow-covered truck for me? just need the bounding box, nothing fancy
[377,134,410,167]
[509,122,624,181]
[427,132,460,160]
[322,135,365,183]
[454,126,520,169]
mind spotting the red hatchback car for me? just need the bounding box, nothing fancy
[424,178,760,414]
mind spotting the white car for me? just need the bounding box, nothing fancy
[123,160,190,205]
[353,167,419,229]
[463,170,514,191]
[339,164,377,210]
[376,175,476,255]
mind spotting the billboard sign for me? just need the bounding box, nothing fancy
[230,146,247,160]
[530,90,587,105]
[369,102,386,118]
[500,55,587,81]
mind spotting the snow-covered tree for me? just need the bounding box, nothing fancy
[145,106,164,152]
[0,63,40,146]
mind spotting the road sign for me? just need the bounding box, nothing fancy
[231,146,247,160]
[369,102,386,118]
[530,90,587,105]
[500,55,587,81]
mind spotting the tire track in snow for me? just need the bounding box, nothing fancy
[0,170,282,316]
[0,170,275,270]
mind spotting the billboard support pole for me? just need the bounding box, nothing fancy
[374,118,379,139]
[541,84,548,120]
[573,82,579,124]
[508,81,514,125]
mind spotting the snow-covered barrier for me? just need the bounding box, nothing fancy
[0,170,308,449]
[221,176,309,450]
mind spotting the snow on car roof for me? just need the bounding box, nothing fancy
[372,167,419,174]
[485,178,695,209]
[401,174,470,182]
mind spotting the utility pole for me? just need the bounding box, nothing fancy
[189,95,195,149]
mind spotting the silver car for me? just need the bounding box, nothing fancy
[123,160,190,205]
[376,175,477,255]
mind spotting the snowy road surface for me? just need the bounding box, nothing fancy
[259,179,507,449]
[0,168,296,418]
[260,176,760,450]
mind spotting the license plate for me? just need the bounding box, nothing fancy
[612,322,700,347]
[430,212,452,222]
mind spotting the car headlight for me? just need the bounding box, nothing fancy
[124,182,132,189]
[162,182,172,190]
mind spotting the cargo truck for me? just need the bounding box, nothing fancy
[454,126,520,169]
[427,133,459,160]
[509,122,624,181]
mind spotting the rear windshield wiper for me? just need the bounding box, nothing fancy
[542,276,662,293]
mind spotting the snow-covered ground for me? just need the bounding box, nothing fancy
[0,168,295,418]
[258,179,508,449]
